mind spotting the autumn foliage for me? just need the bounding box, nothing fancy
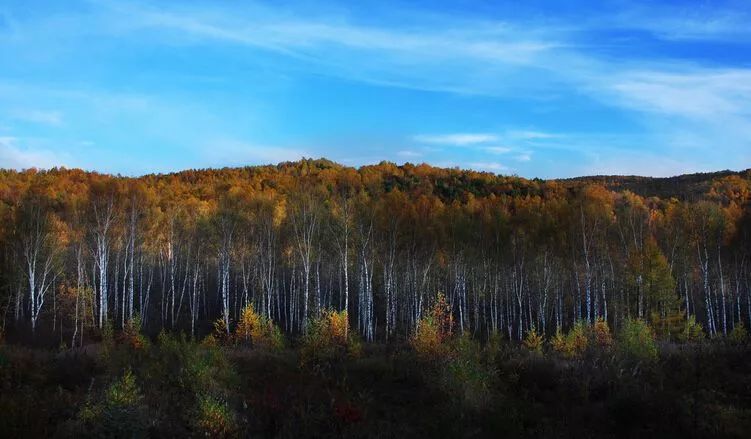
[302,309,359,362]
[523,327,544,353]
[593,318,613,349]
[235,304,284,350]
[121,316,150,351]
[412,293,454,356]
[551,321,589,358]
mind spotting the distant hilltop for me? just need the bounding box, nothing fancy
[2,158,749,202]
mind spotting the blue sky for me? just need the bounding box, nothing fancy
[0,0,749,178]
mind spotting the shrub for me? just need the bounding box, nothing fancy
[123,315,150,351]
[550,328,566,354]
[213,318,230,344]
[523,328,544,353]
[201,333,218,348]
[194,394,235,437]
[100,318,114,361]
[619,318,658,362]
[107,368,143,406]
[679,315,705,343]
[431,292,454,341]
[301,309,356,364]
[235,304,285,350]
[77,368,150,437]
[486,332,503,352]
[729,322,748,343]
[154,331,234,397]
[346,332,363,359]
[267,323,286,351]
[444,333,495,410]
[566,321,589,357]
[550,321,588,358]
[327,309,349,344]
[651,310,687,340]
[235,304,262,344]
[411,293,454,357]
[593,317,613,349]
[411,315,443,357]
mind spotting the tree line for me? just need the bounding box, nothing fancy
[1,159,749,346]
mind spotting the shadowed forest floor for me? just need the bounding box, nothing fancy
[1,334,750,438]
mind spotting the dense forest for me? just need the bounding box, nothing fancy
[3,159,751,437]
[1,158,750,345]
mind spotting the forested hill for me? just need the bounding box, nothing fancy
[1,158,750,347]
[562,169,751,201]
[150,161,751,202]
[3,159,748,203]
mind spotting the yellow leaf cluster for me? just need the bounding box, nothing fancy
[411,293,454,356]
[325,309,349,344]
[431,292,454,343]
[551,321,588,358]
[523,328,544,353]
[411,316,443,356]
[235,304,263,344]
[235,304,284,350]
[593,317,613,348]
[123,316,149,351]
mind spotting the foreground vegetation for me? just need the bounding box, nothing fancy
[2,302,751,438]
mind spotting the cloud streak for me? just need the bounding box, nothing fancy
[204,140,309,167]
[10,110,63,126]
[0,137,68,169]
[413,133,499,145]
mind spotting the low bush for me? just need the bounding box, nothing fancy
[411,315,444,357]
[235,304,285,350]
[153,331,234,396]
[550,329,566,354]
[444,333,495,410]
[99,319,114,362]
[213,318,230,344]
[551,320,588,358]
[77,368,150,437]
[619,318,658,362]
[193,393,235,437]
[301,309,359,364]
[566,321,589,357]
[523,328,544,353]
[593,317,613,349]
[411,293,453,357]
[122,316,150,351]
[679,315,705,343]
[729,322,748,343]
[651,310,688,341]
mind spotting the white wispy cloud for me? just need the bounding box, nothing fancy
[397,150,422,158]
[413,133,498,145]
[469,162,508,172]
[505,130,559,140]
[604,4,751,42]
[204,140,309,167]
[515,154,531,162]
[609,69,751,120]
[484,146,512,154]
[0,137,68,169]
[10,109,63,125]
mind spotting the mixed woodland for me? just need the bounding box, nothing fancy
[1,159,751,437]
